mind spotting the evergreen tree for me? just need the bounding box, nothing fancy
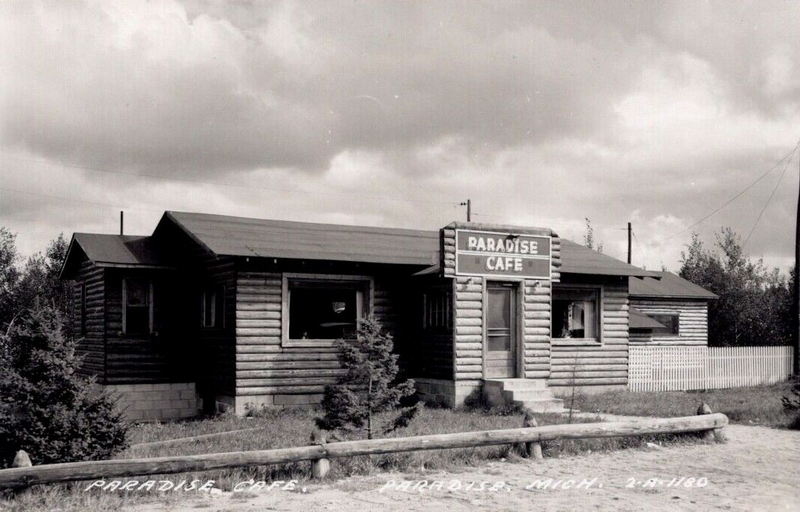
[316,317,419,439]
[0,305,127,466]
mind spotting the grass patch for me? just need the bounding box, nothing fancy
[572,382,795,428]
[1,405,705,512]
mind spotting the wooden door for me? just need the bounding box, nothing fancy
[485,283,517,378]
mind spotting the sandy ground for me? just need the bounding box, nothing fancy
[127,423,799,512]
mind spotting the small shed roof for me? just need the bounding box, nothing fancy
[558,239,656,277]
[164,211,440,266]
[629,271,718,300]
[60,233,171,278]
[629,307,669,329]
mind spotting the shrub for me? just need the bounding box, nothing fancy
[316,317,419,439]
[782,378,800,430]
[0,305,128,466]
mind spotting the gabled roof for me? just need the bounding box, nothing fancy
[60,233,171,279]
[61,211,663,278]
[629,271,718,300]
[161,211,440,266]
[558,239,656,277]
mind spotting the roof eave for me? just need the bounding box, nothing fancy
[630,293,718,300]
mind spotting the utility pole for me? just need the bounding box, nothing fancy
[627,222,632,265]
[120,211,124,236]
[795,155,800,375]
[460,199,471,222]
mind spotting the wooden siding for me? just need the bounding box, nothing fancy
[630,299,708,345]
[409,280,454,380]
[453,275,483,381]
[523,279,551,378]
[549,278,629,387]
[443,224,560,381]
[198,257,237,397]
[234,271,407,397]
[151,217,238,400]
[71,261,105,381]
[103,269,193,384]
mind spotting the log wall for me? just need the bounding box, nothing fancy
[234,270,408,408]
[442,223,561,383]
[629,299,709,345]
[71,261,105,381]
[549,277,629,388]
[103,269,195,384]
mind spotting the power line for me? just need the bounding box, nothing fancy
[743,149,795,247]
[0,185,167,213]
[664,140,800,241]
[0,152,463,208]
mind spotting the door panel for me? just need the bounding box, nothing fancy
[485,283,517,378]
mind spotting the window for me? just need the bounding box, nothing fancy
[286,277,368,341]
[422,288,452,331]
[79,282,87,336]
[123,278,152,335]
[552,287,600,340]
[649,313,680,337]
[201,284,225,328]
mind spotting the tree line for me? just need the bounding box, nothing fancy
[679,228,794,347]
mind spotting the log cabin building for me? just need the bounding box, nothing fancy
[60,211,712,421]
[629,271,717,345]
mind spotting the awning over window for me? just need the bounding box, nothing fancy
[629,307,668,329]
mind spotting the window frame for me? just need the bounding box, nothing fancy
[551,284,603,346]
[281,273,374,348]
[648,312,680,338]
[121,277,154,336]
[200,284,226,329]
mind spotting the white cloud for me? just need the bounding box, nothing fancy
[0,0,798,275]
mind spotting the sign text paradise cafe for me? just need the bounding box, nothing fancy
[455,229,551,279]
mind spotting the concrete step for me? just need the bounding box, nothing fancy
[485,378,547,391]
[502,389,557,402]
[514,398,566,413]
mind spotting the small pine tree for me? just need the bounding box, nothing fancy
[316,317,419,439]
[0,305,128,466]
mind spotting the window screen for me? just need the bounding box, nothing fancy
[422,287,452,331]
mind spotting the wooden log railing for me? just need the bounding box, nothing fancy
[0,413,728,489]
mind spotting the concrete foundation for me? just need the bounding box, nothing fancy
[106,382,201,422]
[415,378,481,408]
[234,393,324,415]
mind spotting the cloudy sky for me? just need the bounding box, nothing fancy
[1,0,799,272]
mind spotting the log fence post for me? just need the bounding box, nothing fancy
[309,431,331,479]
[522,411,543,460]
[696,402,724,442]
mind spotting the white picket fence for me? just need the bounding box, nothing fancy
[628,345,794,392]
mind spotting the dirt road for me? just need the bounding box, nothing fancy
[132,424,798,512]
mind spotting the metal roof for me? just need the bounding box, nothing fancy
[558,239,656,277]
[60,233,171,278]
[164,211,440,266]
[62,211,665,278]
[629,271,718,300]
